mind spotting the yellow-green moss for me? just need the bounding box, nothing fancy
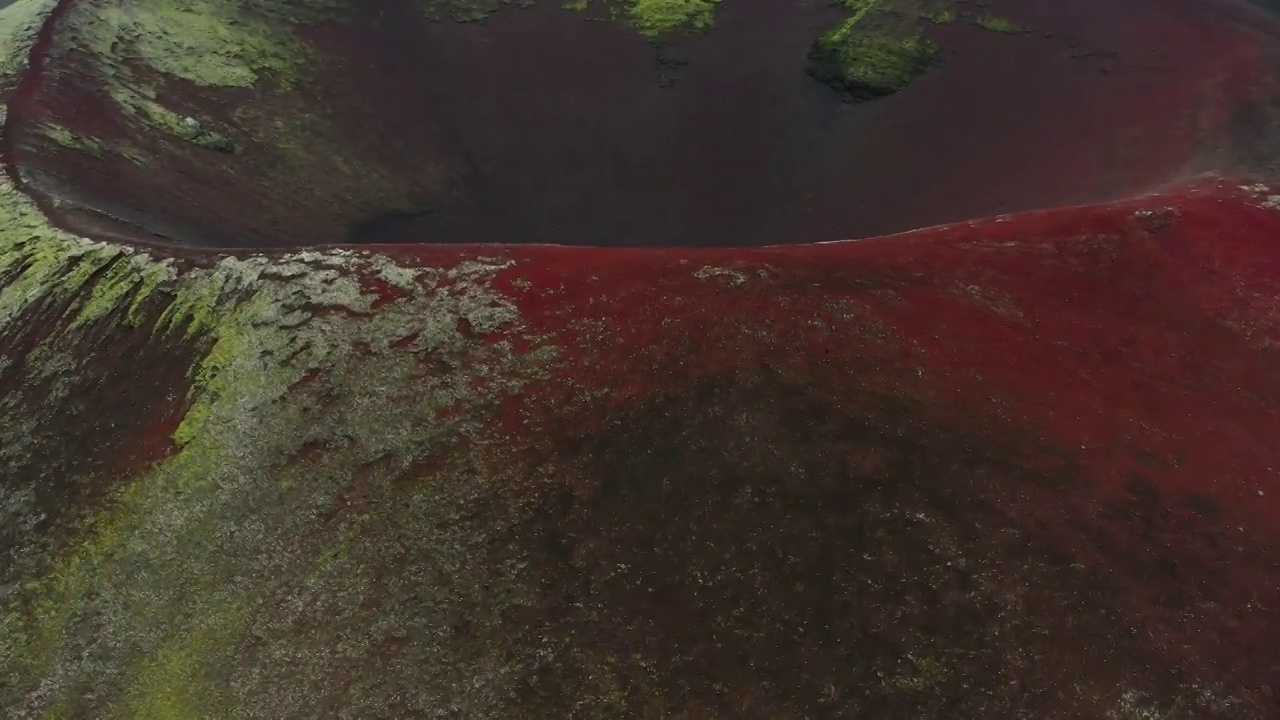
[37,123,109,158]
[809,0,1029,99]
[155,266,235,339]
[116,605,247,720]
[627,0,721,38]
[809,17,938,98]
[34,122,152,166]
[0,0,56,77]
[61,0,324,155]
[170,400,210,448]
[1,198,558,713]
[885,653,949,692]
[72,253,177,329]
[131,100,236,152]
[69,0,317,90]
[0,181,135,330]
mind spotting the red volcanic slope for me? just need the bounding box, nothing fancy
[435,180,1280,529]
[291,182,1280,712]
[6,0,1280,247]
[413,183,1280,709]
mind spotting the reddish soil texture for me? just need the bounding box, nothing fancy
[315,181,1280,715]
[497,183,1280,521]
[7,0,1280,248]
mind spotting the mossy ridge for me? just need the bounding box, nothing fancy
[58,1,441,234]
[1,188,562,714]
[0,0,56,78]
[0,176,185,713]
[0,180,172,333]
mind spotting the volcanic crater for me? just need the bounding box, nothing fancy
[8,0,1280,249]
[4,0,1280,717]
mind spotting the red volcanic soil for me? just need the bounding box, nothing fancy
[293,182,1280,715]
[401,181,1280,713]
[7,0,1280,248]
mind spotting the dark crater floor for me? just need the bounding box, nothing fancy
[8,0,1280,248]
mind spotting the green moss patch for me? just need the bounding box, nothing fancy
[134,101,236,153]
[809,17,938,100]
[626,0,721,38]
[38,123,109,158]
[0,0,56,76]
[68,0,318,90]
[807,0,1030,101]
[60,0,327,158]
[36,122,151,164]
